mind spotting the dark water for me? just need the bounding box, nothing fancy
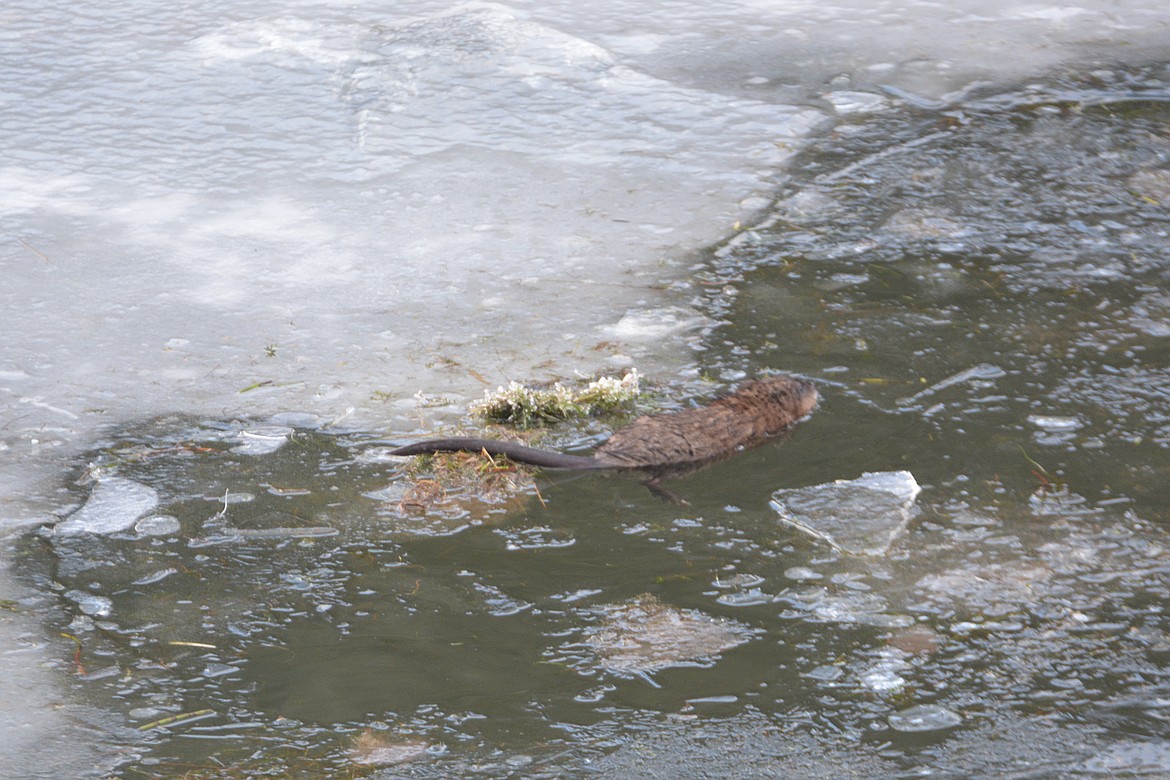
[20,65,1170,777]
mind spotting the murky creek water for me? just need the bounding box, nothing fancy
[18,67,1170,777]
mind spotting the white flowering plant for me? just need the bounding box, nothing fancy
[470,370,640,426]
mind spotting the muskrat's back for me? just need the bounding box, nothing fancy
[595,376,817,469]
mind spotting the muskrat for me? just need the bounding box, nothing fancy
[391,376,817,497]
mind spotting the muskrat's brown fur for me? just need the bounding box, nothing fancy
[391,376,817,494]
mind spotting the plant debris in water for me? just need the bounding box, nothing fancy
[398,448,538,514]
[583,593,758,675]
[348,728,432,767]
[470,370,640,426]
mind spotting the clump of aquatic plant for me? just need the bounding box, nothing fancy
[470,370,640,426]
[573,371,642,411]
[398,448,538,514]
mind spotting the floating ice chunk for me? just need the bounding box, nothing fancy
[603,306,707,341]
[188,525,338,547]
[784,566,822,582]
[583,593,757,676]
[473,582,533,617]
[779,586,913,628]
[712,573,765,589]
[132,568,178,586]
[862,667,906,694]
[495,525,576,551]
[823,90,889,115]
[898,363,1004,406]
[860,650,909,694]
[771,471,921,556]
[56,477,160,536]
[64,590,113,618]
[201,663,239,679]
[231,425,294,455]
[888,703,962,732]
[806,664,844,682]
[135,515,181,537]
[1027,414,1083,432]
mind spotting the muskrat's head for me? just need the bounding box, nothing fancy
[752,375,819,421]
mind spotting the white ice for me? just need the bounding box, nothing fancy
[53,477,161,536]
[772,471,921,555]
